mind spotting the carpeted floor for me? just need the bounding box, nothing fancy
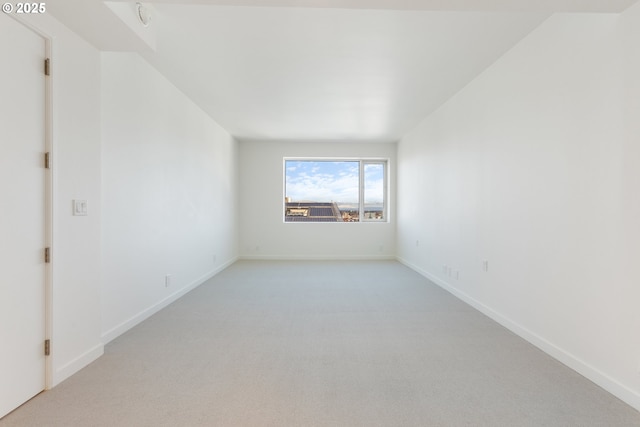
[2,260,639,426]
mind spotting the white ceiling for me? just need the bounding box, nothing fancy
[49,0,638,142]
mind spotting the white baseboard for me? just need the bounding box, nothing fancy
[396,256,640,412]
[101,256,238,344]
[239,254,396,261]
[51,343,104,388]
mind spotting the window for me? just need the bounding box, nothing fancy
[284,159,387,222]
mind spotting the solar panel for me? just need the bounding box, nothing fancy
[285,202,343,222]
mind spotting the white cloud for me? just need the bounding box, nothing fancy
[286,165,359,203]
[364,178,383,203]
[285,160,385,205]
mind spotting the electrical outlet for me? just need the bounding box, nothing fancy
[483,260,489,272]
[455,271,460,280]
[165,275,171,288]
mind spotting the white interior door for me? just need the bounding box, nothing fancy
[0,14,47,418]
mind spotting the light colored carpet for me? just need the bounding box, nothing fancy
[2,260,639,426]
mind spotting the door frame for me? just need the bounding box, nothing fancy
[9,14,54,391]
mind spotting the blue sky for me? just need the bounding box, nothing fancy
[285,160,383,205]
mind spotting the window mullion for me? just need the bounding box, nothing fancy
[359,161,364,222]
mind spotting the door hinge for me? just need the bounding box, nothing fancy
[44,58,50,76]
[44,247,50,263]
[44,152,50,169]
[44,339,50,356]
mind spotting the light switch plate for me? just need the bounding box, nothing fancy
[73,200,88,216]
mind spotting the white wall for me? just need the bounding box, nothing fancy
[239,141,396,259]
[397,7,640,410]
[13,13,104,386]
[101,52,238,342]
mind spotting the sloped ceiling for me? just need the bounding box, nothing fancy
[49,0,638,142]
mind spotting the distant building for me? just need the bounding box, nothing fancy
[341,210,359,222]
[285,201,344,222]
[364,210,384,220]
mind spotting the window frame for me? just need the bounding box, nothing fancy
[283,157,389,224]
